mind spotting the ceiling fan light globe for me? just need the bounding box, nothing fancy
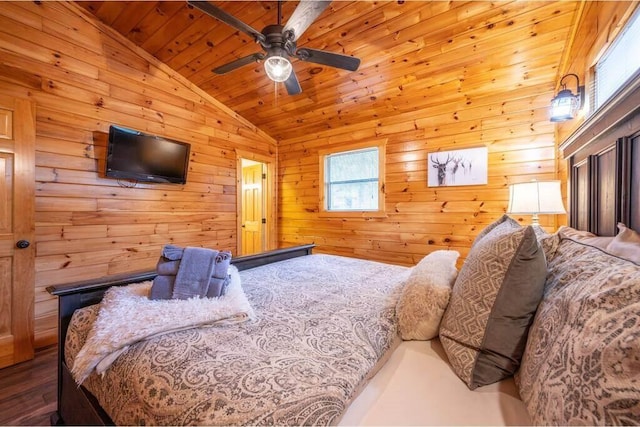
[264,56,292,82]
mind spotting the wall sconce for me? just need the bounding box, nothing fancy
[549,73,585,122]
[507,180,566,225]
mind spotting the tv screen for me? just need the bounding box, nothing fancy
[106,126,190,184]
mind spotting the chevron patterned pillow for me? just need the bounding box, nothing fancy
[439,220,547,390]
[470,214,521,247]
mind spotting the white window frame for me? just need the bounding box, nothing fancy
[318,140,386,217]
[592,6,640,113]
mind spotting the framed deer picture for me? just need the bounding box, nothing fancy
[427,146,488,187]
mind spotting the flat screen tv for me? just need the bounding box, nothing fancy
[106,125,191,184]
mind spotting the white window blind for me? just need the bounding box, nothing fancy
[594,7,640,110]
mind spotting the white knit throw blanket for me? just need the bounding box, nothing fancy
[71,266,254,385]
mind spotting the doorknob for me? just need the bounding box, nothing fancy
[16,240,30,249]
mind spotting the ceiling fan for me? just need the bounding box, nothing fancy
[188,0,361,95]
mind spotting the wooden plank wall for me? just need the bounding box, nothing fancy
[277,2,639,266]
[0,2,277,348]
[278,105,561,266]
[277,5,575,266]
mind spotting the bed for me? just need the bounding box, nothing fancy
[48,244,413,425]
[47,75,640,426]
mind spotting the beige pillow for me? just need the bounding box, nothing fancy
[517,236,640,424]
[396,250,460,341]
[558,225,613,249]
[606,222,640,264]
[440,220,547,390]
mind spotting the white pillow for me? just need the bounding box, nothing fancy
[396,250,460,341]
[606,222,640,264]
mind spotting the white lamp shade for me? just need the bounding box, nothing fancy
[507,180,566,215]
[264,55,292,82]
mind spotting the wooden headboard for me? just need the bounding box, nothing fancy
[560,74,640,236]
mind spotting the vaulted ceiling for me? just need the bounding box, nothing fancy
[77,1,580,141]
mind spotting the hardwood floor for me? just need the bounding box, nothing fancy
[0,346,57,426]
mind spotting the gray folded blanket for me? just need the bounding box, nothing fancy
[150,246,232,300]
[172,247,218,300]
[150,275,175,300]
[156,258,180,276]
[207,251,231,297]
[156,251,231,277]
[207,276,229,298]
[213,251,232,279]
[162,244,184,261]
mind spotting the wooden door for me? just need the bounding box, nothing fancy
[241,163,264,255]
[0,95,36,368]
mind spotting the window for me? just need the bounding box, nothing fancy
[593,6,640,111]
[319,141,385,215]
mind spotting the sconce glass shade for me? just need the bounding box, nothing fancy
[549,73,585,122]
[507,180,566,225]
[550,89,581,122]
[264,55,292,82]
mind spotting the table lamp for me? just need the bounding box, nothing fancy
[507,180,566,225]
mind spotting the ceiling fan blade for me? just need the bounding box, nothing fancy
[188,1,265,43]
[283,0,331,42]
[296,48,360,71]
[284,70,302,95]
[212,53,265,75]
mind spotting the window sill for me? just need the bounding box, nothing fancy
[318,210,388,219]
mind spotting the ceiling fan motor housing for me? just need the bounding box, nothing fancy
[261,24,297,56]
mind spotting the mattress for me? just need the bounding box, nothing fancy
[340,340,532,425]
[64,254,409,425]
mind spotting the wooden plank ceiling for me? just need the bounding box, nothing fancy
[76,1,580,141]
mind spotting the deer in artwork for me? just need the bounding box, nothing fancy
[430,153,452,186]
[461,158,472,175]
[450,156,463,183]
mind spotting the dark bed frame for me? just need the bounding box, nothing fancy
[46,244,315,426]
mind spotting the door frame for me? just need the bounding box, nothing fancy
[240,161,265,255]
[235,149,276,255]
[0,94,36,366]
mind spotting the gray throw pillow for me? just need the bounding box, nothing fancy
[439,220,546,389]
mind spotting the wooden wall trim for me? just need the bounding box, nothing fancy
[317,139,388,218]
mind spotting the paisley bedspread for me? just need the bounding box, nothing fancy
[64,254,409,425]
